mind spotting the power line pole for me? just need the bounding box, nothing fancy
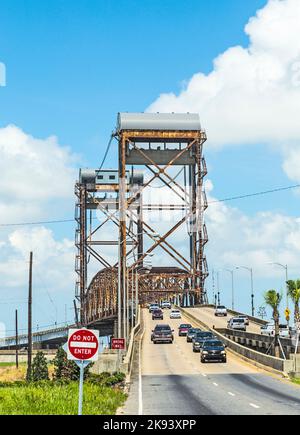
[73,299,79,327]
[26,251,33,382]
[15,309,19,369]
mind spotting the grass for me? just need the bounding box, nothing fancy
[291,377,300,386]
[0,365,27,382]
[0,380,126,415]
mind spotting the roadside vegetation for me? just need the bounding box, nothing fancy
[291,377,300,386]
[0,349,126,415]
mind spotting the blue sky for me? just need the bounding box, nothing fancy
[1,0,300,331]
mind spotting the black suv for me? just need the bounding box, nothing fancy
[192,331,216,352]
[151,324,174,344]
[186,328,202,343]
[200,339,227,363]
[152,309,164,320]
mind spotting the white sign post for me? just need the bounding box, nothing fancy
[67,328,99,415]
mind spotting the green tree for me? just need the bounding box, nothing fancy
[264,290,282,358]
[53,347,92,381]
[286,280,300,325]
[31,351,49,381]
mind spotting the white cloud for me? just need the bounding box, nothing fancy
[0,125,79,328]
[0,227,74,290]
[147,0,300,180]
[0,125,78,223]
[206,181,300,277]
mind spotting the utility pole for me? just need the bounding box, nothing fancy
[73,299,79,327]
[26,251,33,381]
[15,309,19,369]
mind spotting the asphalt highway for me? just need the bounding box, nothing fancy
[120,309,300,415]
[186,306,262,334]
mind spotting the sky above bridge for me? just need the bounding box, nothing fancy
[1,0,300,333]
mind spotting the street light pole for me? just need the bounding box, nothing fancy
[267,262,289,325]
[236,266,255,317]
[225,269,235,311]
[217,271,220,305]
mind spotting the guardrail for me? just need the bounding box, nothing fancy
[178,307,295,376]
[218,328,298,357]
[120,307,141,376]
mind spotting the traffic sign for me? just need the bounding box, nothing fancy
[285,308,291,321]
[111,338,126,350]
[67,328,99,362]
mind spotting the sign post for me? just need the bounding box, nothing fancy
[67,328,99,415]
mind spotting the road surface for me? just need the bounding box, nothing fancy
[186,306,262,334]
[120,309,300,415]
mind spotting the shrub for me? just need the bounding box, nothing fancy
[30,352,49,382]
[52,347,92,381]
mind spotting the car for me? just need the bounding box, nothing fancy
[260,323,275,336]
[161,301,172,309]
[227,317,246,331]
[192,331,217,352]
[200,339,227,363]
[151,324,174,344]
[170,309,182,319]
[149,303,160,313]
[178,324,192,337]
[152,309,164,320]
[186,328,202,342]
[279,324,289,338]
[237,315,249,326]
[215,306,228,317]
[260,323,290,338]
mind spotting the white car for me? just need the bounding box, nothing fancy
[261,323,290,338]
[161,301,172,309]
[227,317,246,331]
[215,306,227,317]
[279,324,289,338]
[237,315,249,326]
[260,323,275,336]
[170,309,182,319]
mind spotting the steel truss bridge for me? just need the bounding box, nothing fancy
[75,113,209,340]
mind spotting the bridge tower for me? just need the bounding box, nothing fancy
[115,113,209,314]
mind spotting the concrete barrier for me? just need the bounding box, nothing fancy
[217,328,298,357]
[179,307,289,375]
[90,349,121,374]
[120,307,141,376]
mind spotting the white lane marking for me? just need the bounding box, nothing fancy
[249,403,260,409]
[201,373,207,377]
[138,325,146,416]
[213,382,219,387]
[228,392,235,397]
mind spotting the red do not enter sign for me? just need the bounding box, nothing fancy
[67,328,99,362]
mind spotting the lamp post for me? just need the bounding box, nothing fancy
[267,262,289,324]
[225,269,235,311]
[236,266,254,316]
[126,253,153,332]
[216,271,220,305]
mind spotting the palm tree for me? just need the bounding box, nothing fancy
[264,290,282,358]
[286,280,300,326]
